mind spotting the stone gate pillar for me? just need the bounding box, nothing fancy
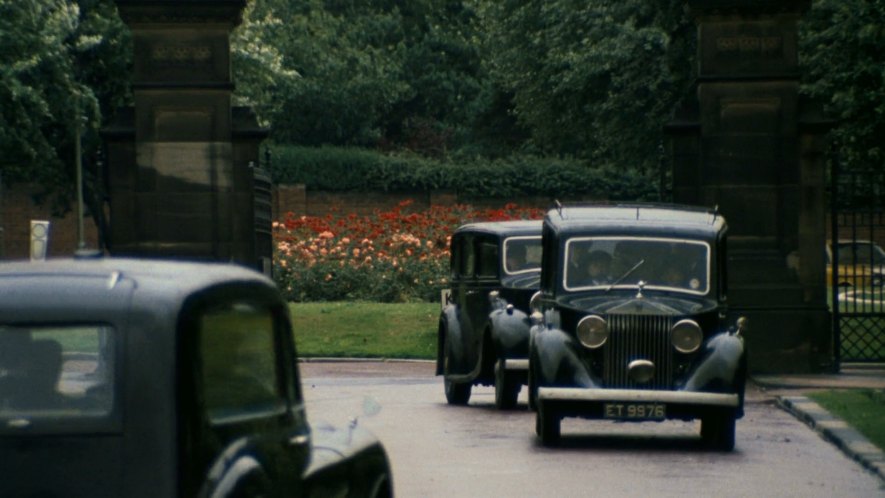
[669,1,832,373]
[107,0,269,269]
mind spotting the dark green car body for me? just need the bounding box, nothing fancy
[0,257,392,497]
[529,204,747,450]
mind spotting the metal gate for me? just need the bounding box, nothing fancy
[830,160,885,365]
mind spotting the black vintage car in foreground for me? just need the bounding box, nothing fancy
[529,204,747,450]
[0,257,392,497]
[437,220,543,409]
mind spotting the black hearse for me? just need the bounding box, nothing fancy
[437,220,543,409]
[528,204,747,450]
[0,258,392,497]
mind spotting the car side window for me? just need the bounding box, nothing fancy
[0,325,114,418]
[199,303,286,422]
[476,239,499,279]
[454,236,475,279]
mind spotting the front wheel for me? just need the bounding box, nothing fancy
[701,413,736,451]
[494,359,521,410]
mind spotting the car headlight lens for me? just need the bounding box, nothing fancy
[576,315,608,349]
[671,319,702,354]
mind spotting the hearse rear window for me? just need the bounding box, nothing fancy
[504,236,542,275]
[0,325,115,419]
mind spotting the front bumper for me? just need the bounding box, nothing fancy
[538,387,739,420]
[502,359,529,372]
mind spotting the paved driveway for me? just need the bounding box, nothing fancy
[301,360,885,498]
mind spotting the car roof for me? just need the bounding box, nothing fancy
[0,257,275,305]
[453,219,542,237]
[545,203,726,238]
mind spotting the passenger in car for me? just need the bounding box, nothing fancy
[20,339,65,409]
[506,244,528,273]
[586,251,612,286]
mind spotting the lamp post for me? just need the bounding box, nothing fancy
[75,111,85,250]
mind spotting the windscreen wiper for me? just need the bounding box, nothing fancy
[605,259,645,292]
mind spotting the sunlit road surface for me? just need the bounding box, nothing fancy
[300,360,884,498]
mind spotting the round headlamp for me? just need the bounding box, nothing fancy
[576,315,608,349]
[671,319,702,354]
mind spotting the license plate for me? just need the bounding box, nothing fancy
[603,403,666,420]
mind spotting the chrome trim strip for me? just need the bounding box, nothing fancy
[503,359,529,371]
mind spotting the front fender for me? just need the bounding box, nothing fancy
[531,327,598,389]
[683,332,747,414]
[198,438,272,498]
[489,307,531,359]
[306,422,393,498]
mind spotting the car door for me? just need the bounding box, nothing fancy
[462,235,501,364]
[184,292,310,497]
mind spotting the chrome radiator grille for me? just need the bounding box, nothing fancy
[603,314,674,389]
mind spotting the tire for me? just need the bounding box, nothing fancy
[527,372,537,412]
[443,337,471,405]
[444,377,471,405]
[536,403,560,446]
[494,359,521,410]
[701,413,736,451]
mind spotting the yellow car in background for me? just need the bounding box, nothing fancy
[826,240,885,288]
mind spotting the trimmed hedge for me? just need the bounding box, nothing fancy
[269,145,661,200]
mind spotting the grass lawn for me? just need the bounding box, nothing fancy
[807,389,885,451]
[289,301,439,359]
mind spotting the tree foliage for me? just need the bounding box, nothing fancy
[473,0,694,169]
[0,0,129,219]
[3,0,884,224]
[233,0,495,155]
[801,0,885,170]
[234,0,411,147]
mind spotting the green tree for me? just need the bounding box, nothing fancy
[475,0,694,170]
[380,1,491,156]
[801,0,885,170]
[233,0,496,155]
[0,0,129,245]
[234,0,410,147]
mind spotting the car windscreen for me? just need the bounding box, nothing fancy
[563,236,710,295]
[504,236,542,275]
[0,324,115,420]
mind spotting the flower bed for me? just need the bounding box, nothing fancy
[273,200,544,302]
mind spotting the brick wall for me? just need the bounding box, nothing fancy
[0,185,99,260]
[272,183,556,220]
